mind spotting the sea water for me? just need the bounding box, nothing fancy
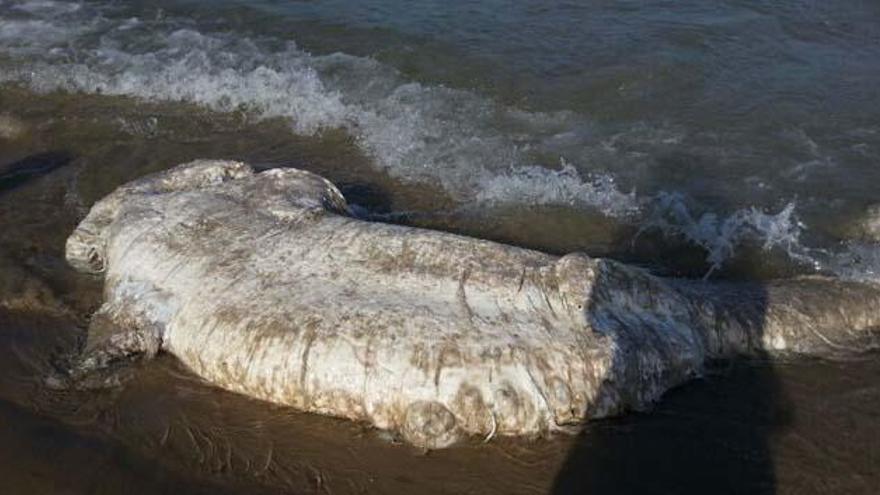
[2,0,880,278]
[1,1,880,493]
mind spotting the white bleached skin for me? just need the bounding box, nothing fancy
[66,160,880,448]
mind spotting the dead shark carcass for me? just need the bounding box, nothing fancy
[66,160,880,448]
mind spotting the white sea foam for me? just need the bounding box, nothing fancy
[0,0,868,275]
[0,6,635,213]
[476,160,640,217]
[638,193,812,276]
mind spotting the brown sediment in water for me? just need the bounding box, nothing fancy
[0,85,456,212]
[1,86,879,494]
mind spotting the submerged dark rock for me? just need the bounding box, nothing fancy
[0,151,76,194]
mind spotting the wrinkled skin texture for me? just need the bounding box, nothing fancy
[66,160,880,448]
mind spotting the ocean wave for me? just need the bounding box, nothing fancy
[475,160,640,218]
[638,193,812,277]
[0,0,875,277]
[0,4,631,211]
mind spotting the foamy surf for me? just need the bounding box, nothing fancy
[0,0,876,278]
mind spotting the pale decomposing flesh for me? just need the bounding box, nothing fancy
[66,160,880,448]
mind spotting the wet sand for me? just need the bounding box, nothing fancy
[2,310,878,494]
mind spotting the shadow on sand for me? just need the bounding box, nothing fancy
[552,280,793,494]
